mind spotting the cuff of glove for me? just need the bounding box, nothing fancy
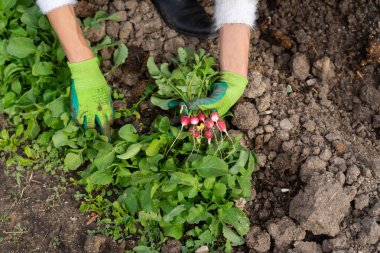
[214,0,259,30]
[37,0,77,14]
[220,72,249,87]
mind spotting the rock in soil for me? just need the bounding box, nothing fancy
[85,21,106,42]
[358,217,380,245]
[322,234,349,252]
[360,85,380,111]
[266,216,306,249]
[75,1,96,18]
[299,156,327,182]
[84,235,107,253]
[312,56,335,82]
[291,53,310,81]
[160,239,182,253]
[289,173,352,236]
[243,71,269,99]
[246,225,271,253]
[288,241,323,253]
[232,102,260,131]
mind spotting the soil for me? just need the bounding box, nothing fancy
[1,0,380,252]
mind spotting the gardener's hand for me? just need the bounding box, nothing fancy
[187,72,248,116]
[68,57,114,137]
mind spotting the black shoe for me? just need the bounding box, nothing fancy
[151,0,217,38]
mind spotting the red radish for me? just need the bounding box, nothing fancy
[198,113,206,122]
[205,119,214,129]
[191,130,200,137]
[217,120,227,133]
[204,129,213,144]
[190,116,199,125]
[189,125,196,132]
[181,116,190,127]
[210,112,220,122]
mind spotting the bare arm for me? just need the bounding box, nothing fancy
[219,24,251,78]
[46,5,93,63]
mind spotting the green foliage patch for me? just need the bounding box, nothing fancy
[0,1,257,252]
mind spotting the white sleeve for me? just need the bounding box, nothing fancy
[36,0,77,14]
[214,0,259,30]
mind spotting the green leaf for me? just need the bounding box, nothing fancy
[160,63,171,77]
[32,62,54,76]
[6,37,36,58]
[94,151,115,170]
[150,96,176,110]
[213,182,227,198]
[193,155,229,178]
[170,172,197,186]
[11,80,21,95]
[18,89,36,106]
[163,224,183,240]
[113,43,128,66]
[187,205,210,224]
[133,246,159,253]
[139,154,164,171]
[145,138,166,157]
[117,143,142,160]
[52,130,69,148]
[25,118,40,139]
[230,150,249,174]
[153,116,170,133]
[147,56,160,76]
[20,6,40,28]
[90,170,113,185]
[119,124,138,142]
[178,47,187,63]
[2,92,17,108]
[0,0,16,10]
[47,97,67,117]
[222,225,245,246]
[124,193,139,213]
[247,152,257,175]
[64,153,83,171]
[203,177,215,190]
[218,207,250,236]
[163,205,186,222]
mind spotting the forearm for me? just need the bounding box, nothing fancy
[46,5,93,63]
[215,0,258,78]
[219,25,251,78]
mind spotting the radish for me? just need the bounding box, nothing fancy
[216,120,227,133]
[191,130,200,137]
[204,129,212,144]
[190,116,199,125]
[181,116,190,127]
[216,119,235,148]
[189,125,196,132]
[198,113,206,122]
[210,112,220,122]
[205,119,214,129]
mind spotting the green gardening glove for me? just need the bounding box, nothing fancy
[187,72,248,116]
[68,57,114,137]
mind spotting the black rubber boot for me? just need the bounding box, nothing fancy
[151,0,217,38]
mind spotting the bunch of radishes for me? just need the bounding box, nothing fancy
[180,112,229,145]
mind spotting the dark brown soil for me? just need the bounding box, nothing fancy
[1,0,379,252]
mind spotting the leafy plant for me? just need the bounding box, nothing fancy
[147,48,219,110]
[71,116,257,251]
